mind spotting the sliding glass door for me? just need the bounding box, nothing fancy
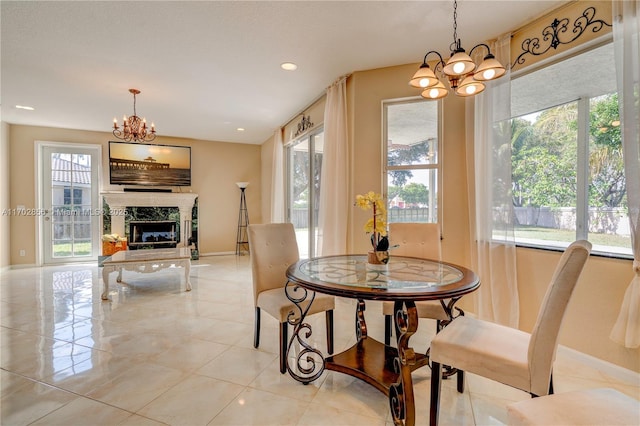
[286,128,324,259]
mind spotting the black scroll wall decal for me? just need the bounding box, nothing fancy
[294,114,314,137]
[512,6,612,70]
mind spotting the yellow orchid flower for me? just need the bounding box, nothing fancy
[355,191,388,249]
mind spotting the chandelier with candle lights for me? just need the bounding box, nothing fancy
[112,88,156,142]
[409,0,506,100]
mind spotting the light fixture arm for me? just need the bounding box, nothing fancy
[421,50,447,76]
[421,50,445,67]
[469,43,493,59]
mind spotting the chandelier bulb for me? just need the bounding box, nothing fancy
[453,62,466,74]
[482,69,496,80]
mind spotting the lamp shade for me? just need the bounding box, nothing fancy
[455,75,485,97]
[409,64,440,88]
[421,80,448,100]
[443,51,476,76]
[473,55,506,81]
[236,182,249,189]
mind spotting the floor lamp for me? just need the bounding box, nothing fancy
[236,182,249,255]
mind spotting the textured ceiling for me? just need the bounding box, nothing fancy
[1,1,566,144]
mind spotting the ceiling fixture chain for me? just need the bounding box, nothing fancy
[112,89,157,143]
[451,0,458,50]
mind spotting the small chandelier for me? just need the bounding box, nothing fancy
[409,0,506,100]
[112,88,156,142]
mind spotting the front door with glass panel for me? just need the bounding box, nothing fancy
[42,145,100,264]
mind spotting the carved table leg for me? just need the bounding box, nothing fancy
[355,298,367,340]
[102,266,114,300]
[389,300,418,426]
[284,281,325,383]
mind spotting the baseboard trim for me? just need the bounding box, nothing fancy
[198,251,237,257]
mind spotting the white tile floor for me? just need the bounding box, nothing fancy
[1,254,638,425]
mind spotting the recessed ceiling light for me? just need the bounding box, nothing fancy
[16,105,35,110]
[281,62,298,71]
[237,127,245,132]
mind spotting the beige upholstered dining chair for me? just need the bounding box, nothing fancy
[382,222,450,346]
[429,240,592,426]
[248,223,335,374]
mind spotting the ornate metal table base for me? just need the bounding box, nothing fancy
[285,283,427,426]
[284,255,480,426]
[389,300,419,425]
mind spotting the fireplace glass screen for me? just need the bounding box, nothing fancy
[129,220,177,250]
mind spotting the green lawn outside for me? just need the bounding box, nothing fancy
[53,241,92,257]
[514,226,631,248]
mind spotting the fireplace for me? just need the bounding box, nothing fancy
[101,192,198,248]
[129,220,177,250]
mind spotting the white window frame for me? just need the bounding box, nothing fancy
[382,97,442,226]
[510,38,631,258]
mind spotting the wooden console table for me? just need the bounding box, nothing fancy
[101,247,192,300]
[285,254,480,426]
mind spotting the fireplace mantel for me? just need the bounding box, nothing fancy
[102,192,198,248]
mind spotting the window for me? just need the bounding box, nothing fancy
[511,42,631,256]
[285,127,324,259]
[63,188,83,205]
[383,98,440,224]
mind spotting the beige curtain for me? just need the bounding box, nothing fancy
[270,128,285,223]
[610,0,640,348]
[467,33,519,327]
[317,76,349,255]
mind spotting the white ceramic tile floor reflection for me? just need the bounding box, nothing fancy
[1,255,638,425]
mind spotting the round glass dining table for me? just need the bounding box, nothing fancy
[285,254,480,426]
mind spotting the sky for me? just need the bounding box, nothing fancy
[109,142,190,169]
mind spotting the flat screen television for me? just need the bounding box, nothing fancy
[109,141,191,186]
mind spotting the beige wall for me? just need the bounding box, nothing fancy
[347,63,638,372]
[7,124,261,265]
[260,132,275,223]
[1,122,10,269]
